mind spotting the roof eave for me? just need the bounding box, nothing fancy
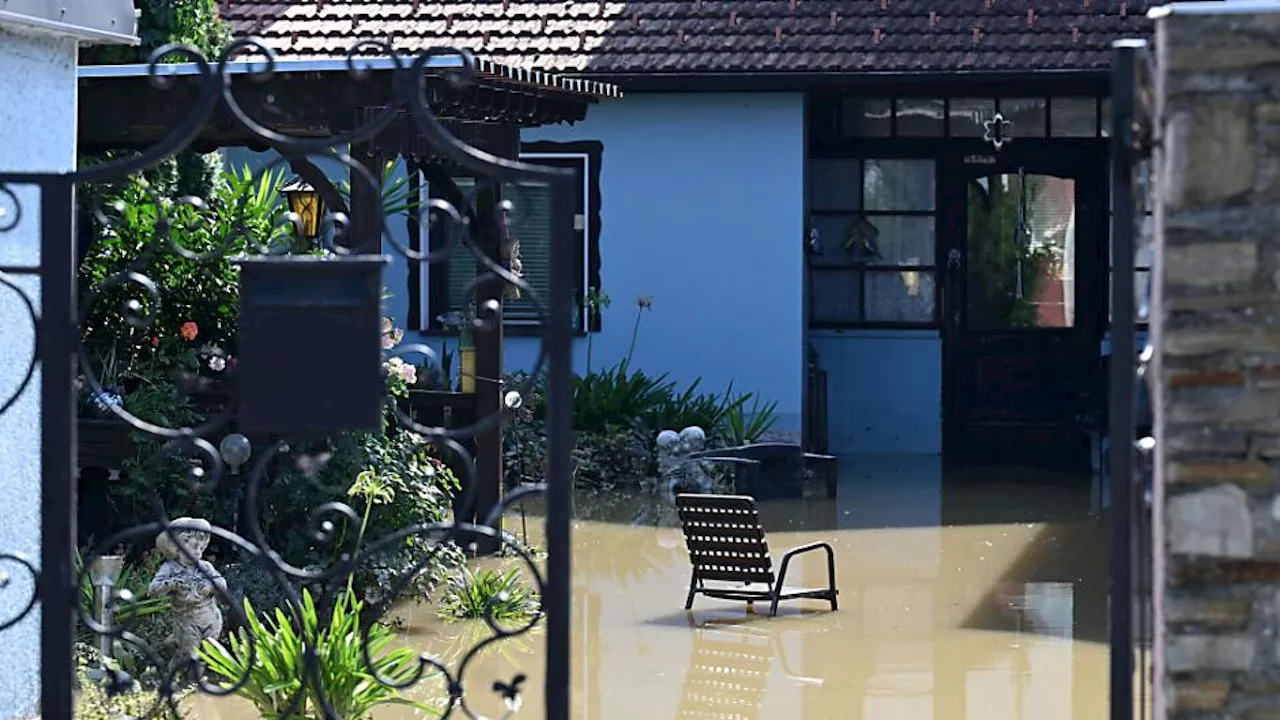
[571,68,1113,94]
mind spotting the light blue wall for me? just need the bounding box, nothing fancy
[812,330,942,455]
[225,92,808,432]
[519,93,807,430]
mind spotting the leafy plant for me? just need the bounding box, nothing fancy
[338,159,420,218]
[257,427,461,609]
[723,394,780,445]
[649,378,745,434]
[438,565,541,622]
[200,589,434,720]
[570,360,673,431]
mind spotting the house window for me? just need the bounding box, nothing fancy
[828,96,1104,140]
[415,143,602,334]
[808,159,938,327]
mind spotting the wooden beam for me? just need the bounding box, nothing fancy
[348,140,386,252]
[472,179,505,555]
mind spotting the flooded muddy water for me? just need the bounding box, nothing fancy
[187,456,1114,720]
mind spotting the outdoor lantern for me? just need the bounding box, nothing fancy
[282,179,324,239]
[235,255,389,435]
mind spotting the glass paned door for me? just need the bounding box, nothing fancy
[942,149,1105,472]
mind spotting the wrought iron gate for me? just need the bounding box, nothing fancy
[0,41,576,720]
[1109,39,1157,720]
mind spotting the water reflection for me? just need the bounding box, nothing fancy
[188,455,1110,720]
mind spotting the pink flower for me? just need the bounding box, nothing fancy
[381,326,404,350]
[150,337,160,347]
[180,322,199,341]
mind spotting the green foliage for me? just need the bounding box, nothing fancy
[199,589,434,720]
[723,394,780,446]
[258,428,463,607]
[80,165,289,368]
[649,378,744,434]
[80,166,289,538]
[81,0,231,65]
[503,365,779,488]
[570,360,672,431]
[338,160,420,218]
[438,566,540,622]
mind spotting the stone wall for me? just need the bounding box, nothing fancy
[1155,5,1280,718]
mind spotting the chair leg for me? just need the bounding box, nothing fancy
[685,571,698,610]
[827,549,839,611]
[769,593,781,617]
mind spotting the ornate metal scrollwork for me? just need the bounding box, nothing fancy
[0,37,579,720]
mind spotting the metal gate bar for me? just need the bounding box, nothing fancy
[1109,37,1155,720]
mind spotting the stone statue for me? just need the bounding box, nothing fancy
[655,429,682,487]
[656,426,714,494]
[148,518,226,668]
[678,426,713,492]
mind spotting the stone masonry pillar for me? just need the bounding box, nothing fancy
[1153,3,1280,717]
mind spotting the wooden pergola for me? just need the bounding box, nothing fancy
[76,55,620,551]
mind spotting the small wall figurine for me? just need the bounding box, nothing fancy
[148,517,226,668]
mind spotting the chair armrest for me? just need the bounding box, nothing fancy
[780,542,835,563]
[775,542,837,597]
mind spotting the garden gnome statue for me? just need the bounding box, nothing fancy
[148,518,226,668]
[678,426,713,492]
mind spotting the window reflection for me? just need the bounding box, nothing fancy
[967,174,1076,329]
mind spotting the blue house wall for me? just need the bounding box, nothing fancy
[812,330,942,455]
[225,92,809,434]
[519,93,807,433]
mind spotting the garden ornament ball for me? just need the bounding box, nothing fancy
[218,433,252,474]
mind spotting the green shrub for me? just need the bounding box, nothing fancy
[438,566,540,622]
[257,428,463,608]
[570,360,673,431]
[722,393,780,446]
[200,589,434,720]
[648,378,744,435]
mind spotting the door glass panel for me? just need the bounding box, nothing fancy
[966,173,1076,329]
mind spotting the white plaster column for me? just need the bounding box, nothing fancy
[0,4,136,716]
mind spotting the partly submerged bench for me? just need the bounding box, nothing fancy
[675,493,838,616]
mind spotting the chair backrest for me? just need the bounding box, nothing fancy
[675,494,774,585]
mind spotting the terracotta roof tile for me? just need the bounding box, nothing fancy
[218,0,1153,74]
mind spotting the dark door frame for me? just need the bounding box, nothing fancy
[939,138,1109,471]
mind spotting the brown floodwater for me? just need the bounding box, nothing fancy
[186,456,1121,720]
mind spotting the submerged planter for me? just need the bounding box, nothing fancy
[236,255,389,435]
